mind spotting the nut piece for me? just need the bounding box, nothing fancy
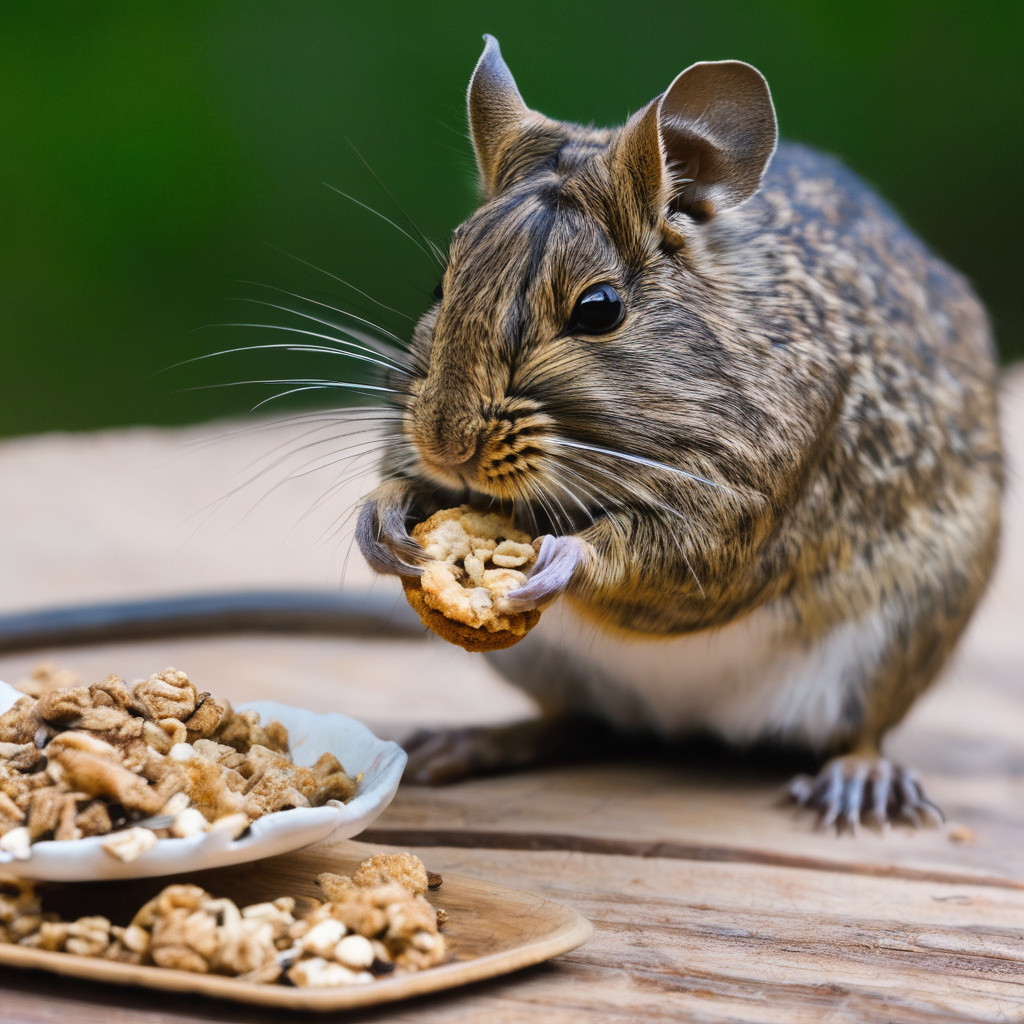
[183,694,224,741]
[27,786,64,841]
[74,801,113,837]
[133,669,199,722]
[403,506,543,652]
[143,719,188,754]
[47,746,164,816]
[316,871,357,902]
[64,916,112,957]
[0,696,44,744]
[0,876,43,943]
[13,662,81,698]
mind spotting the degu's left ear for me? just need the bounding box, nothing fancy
[467,35,560,198]
[614,60,777,224]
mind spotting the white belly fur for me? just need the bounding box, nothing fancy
[490,598,889,750]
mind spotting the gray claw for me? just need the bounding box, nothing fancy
[866,760,892,831]
[356,490,425,578]
[788,755,942,833]
[787,774,814,804]
[817,762,844,830]
[503,535,587,611]
[840,763,868,833]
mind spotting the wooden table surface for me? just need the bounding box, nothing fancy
[2,368,1023,1023]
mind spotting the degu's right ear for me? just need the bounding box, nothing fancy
[467,35,561,198]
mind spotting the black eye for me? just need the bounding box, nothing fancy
[433,280,444,301]
[568,283,624,335]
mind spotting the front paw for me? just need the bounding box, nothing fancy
[355,481,426,578]
[502,534,589,612]
[788,755,943,833]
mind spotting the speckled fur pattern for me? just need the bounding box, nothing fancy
[358,43,1002,757]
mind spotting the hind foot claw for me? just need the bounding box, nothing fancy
[788,755,943,833]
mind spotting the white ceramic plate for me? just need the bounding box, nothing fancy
[0,680,406,880]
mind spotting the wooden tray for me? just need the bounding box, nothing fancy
[0,841,593,1011]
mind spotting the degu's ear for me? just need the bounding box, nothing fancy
[467,35,557,198]
[615,60,777,224]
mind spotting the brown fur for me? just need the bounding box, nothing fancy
[359,38,1002,756]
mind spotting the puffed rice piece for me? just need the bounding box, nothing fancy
[300,918,346,958]
[334,933,375,970]
[288,956,367,988]
[101,825,158,862]
[161,791,191,816]
[170,807,209,839]
[207,812,249,840]
[0,827,31,860]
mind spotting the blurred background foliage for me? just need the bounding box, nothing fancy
[1,0,1021,437]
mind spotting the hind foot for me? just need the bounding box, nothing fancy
[402,715,630,785]
[788,754,943,833]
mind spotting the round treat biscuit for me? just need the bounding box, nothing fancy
[402,577,540,653]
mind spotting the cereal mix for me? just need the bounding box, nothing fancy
[0,853,448,987]
[0,667,358,861]
[402,506,545,652]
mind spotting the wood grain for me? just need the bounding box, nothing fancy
[363,760,1024,889]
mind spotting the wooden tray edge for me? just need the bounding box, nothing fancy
[0,887,593,1011]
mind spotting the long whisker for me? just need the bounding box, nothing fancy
[260,246,415,322]
[550,438,756,500]
[228,294,408,351]
[182,378,397,391]
[176,408,402,451]
[323,182,438,267]
[547,473,594,521]
[285,440,394,481]
[178,421,391,530]
[545,463,605,520]
[192,322,407,373]
[161,339,404,377]
[567,458,706,596]
[232,425,393,480]
[233,283,411,357]
[346,141,447,268]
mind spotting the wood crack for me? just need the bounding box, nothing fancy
[359,827,1024,891]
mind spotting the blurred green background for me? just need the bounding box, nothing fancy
[1,0,1021,438]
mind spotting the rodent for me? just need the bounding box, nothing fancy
[356,36,1004,828]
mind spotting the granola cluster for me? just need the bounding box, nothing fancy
[403,506,544,652]
[0,853,447,987]
[0,667,358,861]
